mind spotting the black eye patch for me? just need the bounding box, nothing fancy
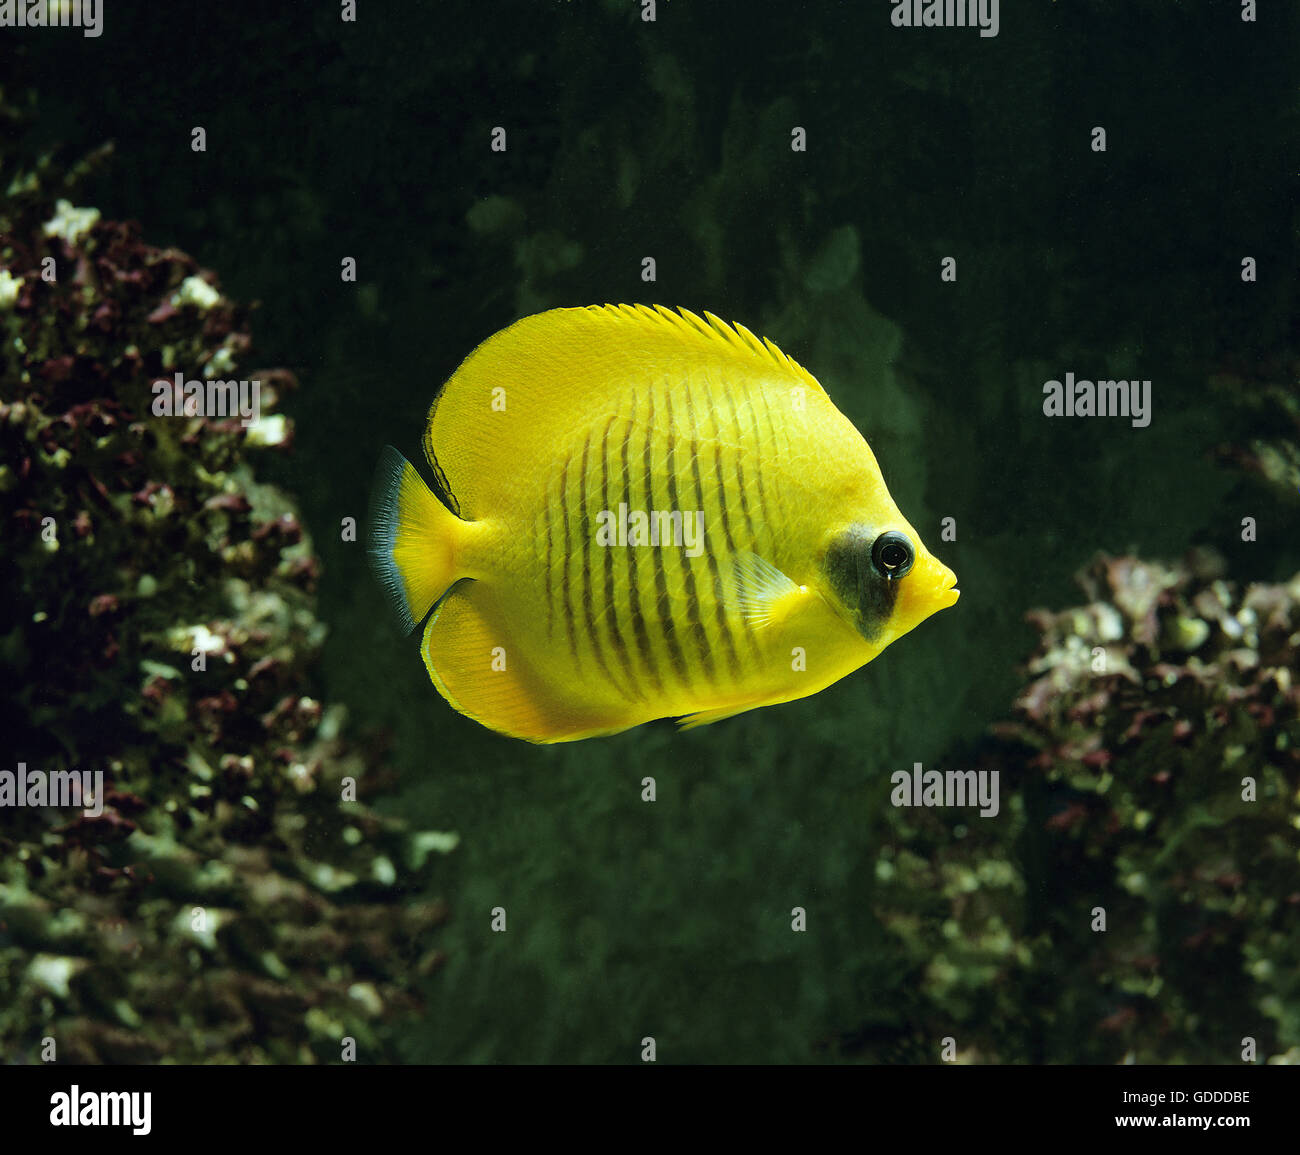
[822,524,911,642]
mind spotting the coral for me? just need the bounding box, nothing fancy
[972,549,1300,1063]
[0,145,453,1062]
[1210,354,1300,502]
[853,547,1299,1064]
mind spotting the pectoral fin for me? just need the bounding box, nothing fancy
[723,551,808,629]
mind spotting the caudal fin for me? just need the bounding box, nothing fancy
[367,445,462,634]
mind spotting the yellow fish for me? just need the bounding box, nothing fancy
[369,304,958,743]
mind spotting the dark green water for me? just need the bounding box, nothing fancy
[13,0,1298,1062]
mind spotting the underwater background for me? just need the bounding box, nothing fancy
[2,0,1298,1064]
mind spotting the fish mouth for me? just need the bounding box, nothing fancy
[888,556,960,634]
[935,570,960,609]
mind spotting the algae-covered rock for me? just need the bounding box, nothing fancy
[973,549,1300,1063]
[1210,357,1300,503]
[863,547,1299,1065]
[0,140,453,1063]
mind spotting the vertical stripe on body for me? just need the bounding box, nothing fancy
[578,428,624,694]
[599,413,641,698]
[647,390,689,685]
[621,391,663,695]
[715,375,765,663]
[681,377,731,682]
[543,487,555,639]
[559,455,579,664]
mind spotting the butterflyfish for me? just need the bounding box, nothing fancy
[368,304,958,742]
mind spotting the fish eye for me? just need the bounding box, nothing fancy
[871,531,914,579]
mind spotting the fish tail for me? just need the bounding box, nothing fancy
[368,445,462,634]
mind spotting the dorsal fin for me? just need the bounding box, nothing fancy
[421,305,826,519]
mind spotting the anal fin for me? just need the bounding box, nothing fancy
[676,701,766,731]
[423,582,633,743]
